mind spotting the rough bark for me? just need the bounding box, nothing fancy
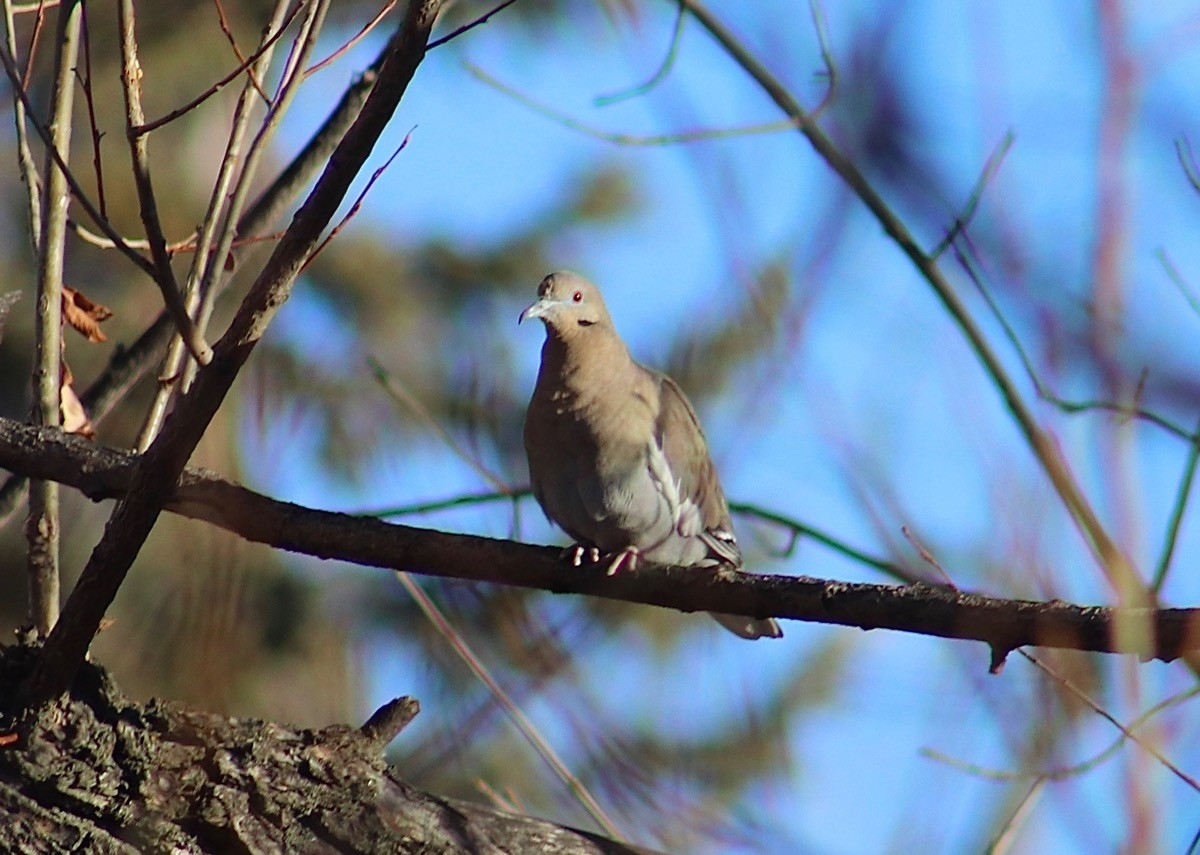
[0,643,656,855]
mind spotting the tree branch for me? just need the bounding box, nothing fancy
[25,0,81,635]
[677,1,1143,607]
[22,0,448,708]
[2,416,1197,671]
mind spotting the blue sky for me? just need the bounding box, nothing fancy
[249,2,1200,851]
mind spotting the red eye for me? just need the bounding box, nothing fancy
[572,291,583,303]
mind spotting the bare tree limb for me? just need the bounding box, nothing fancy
[676,0,1148,619]
[135,0,303,450]
[22,0,448,709]
[2,0,42,253]
[25,0,81,635]
[115,0,212,367]
[0,28,397,526]
[1,416,1198,672]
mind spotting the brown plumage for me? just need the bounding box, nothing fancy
[520,271,782,640]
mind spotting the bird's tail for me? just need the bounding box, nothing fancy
[709,612,783,640]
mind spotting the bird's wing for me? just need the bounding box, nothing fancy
[651,370,742,565]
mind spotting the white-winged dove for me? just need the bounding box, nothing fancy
[520,271,782,640]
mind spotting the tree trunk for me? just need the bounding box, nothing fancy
[0,643,655,855]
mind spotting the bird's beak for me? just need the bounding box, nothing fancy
[519,298,554,325]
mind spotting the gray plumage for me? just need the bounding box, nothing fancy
[520,271,782,640]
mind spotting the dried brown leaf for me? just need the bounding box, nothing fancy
[62,285,113,343]
[60,362,95,438]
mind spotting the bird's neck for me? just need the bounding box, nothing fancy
[539,327,634,402]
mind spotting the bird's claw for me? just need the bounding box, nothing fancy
[604,547,639,576]
[561,543,637,575]
[563,544,601,567]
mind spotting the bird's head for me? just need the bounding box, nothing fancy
[519,271,613,338]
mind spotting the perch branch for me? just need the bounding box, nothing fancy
[2,417,1199,671]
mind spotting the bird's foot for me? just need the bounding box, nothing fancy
[563,544,601,567]
[604,546,639,576]
[561,543,639,576]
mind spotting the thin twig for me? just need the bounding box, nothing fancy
[67,218,196,253]
[806,0,837,119]
[136,0,297,450]
[12,0,61,11]
[923,683,1200,782]
[900,524,956,589]
[394,571,627,841]
[210,0,270,103]
[270,0,322,102]
[368,354,510,492]
[1156,247,1200,319]
[1152,418,1200,593]
[931,131,1014,260]
[469,63,799,145]
[1176,137,1200,196]
[2,0,43,253]
[129,1,305,136]
[0,35,158,279]
[986,779,1044,855]
[1021,651,1200,793]
[305,0,395,76]
[22,0,448,711]
[73,0,104,217]
[116,0,213,367]
[25,0,82,635]
[593,1,684,106]
[305,131,411,265]
[729,500,918,583]
[956,246,1194,442]
[361,487,531,519]
[426,0,519,50]
[177,0,333,399]
[17,0,45,87]
[677,0,1142,604]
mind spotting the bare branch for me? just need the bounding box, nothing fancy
[3,0,43,254]
[135,0,301,451]
[1021,651,1200,793]
[426,0,518,50]
[73,0,104,217]
[931,131,1014,260]
[368,353,510,491]
[469,63,798,146]
[129,1,305,135]
[306,0,395,76]
[115,0,212,367]
[306,133,412,266]
[1,417,1199,670]
[1153,418,1200,593]
[26,0,82,635]
[955,246,1195,442]
[593,1,684,106]
[175,0,335,398]
[23,0,448,711]
[210,0,271,103]
[394,571,627,841]
[0,28,398,527]
[0,35,157,279]
[677,0,1145,610]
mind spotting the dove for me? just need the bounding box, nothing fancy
[520,271,782,639]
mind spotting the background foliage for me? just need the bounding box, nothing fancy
[4,1,1200,852]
